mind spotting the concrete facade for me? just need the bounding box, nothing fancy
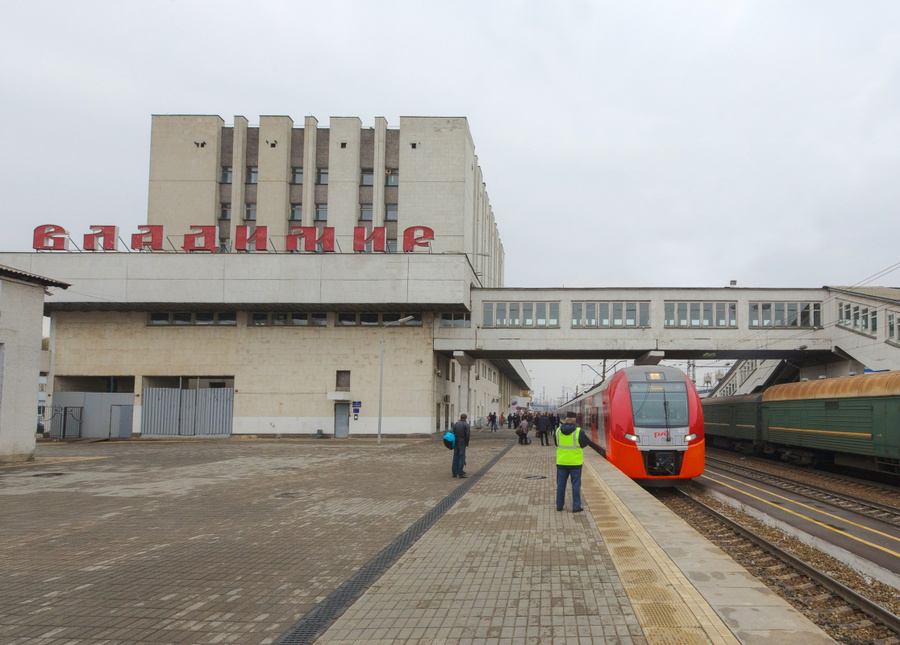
[0,267,67,462]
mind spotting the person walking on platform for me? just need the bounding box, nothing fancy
[536,412,552,446]
[451,413,470,478]
[556,411,602,512]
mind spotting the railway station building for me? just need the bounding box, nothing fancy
[5,115,530,442]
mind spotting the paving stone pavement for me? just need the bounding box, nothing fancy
[1,434,515,644]
[313,439,643,645]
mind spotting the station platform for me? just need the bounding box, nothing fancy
[0,431,836,644]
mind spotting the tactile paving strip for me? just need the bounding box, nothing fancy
[273,440,516,645]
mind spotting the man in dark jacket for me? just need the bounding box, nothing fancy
[451,413,471,478]
[555,411,602,512]
[535,413,552,446]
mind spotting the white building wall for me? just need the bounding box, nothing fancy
[0,279,46,461]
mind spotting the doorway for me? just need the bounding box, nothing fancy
[334,402,350,438]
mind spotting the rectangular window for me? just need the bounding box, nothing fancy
[221,166,233,184]
[338,313,357,326]
[310,313,327,326]
[247,166,258,184]
[317,168,328,185]
[251,313,268,326]
[245,204,257,221]
[149,312,170,325]
[749,303,760,327]
[509,303,520,327]
[625,302,636,326]
[290,204,302,221]
[219,203,231,220]
[862,307,869,331]
[523,303,533,326]
[315,204,327,221]
[483,303,493,328]
[291,313,309,326]
[496,303,507,327]
[774,303,786,327]
[360,313,380,326]
[613,302,624,326]
[291,167,303,184]
[689,303,700,327]
[218,312,237,326]
[536,303,547,327]
[889,314,896,340]
[638,302,650,327]
[359,204,373,221]
[361,169,374,186]
[585,302,597,327]
[386,169,399,186]
[728,303,737,327]
[701,303,712,327]
[336,371,351,391]
[549,303,559,326]
[572,302,583,327]
[598,302,609,326]
[787,303,799,327]
[677,303,688,327]
[853,305,860,328]
[386,237,397,253]
[761,303,772,327]
[195,312,215,326]
[441,313,453,327]
[665,303,675,327]
[385,204,398,221]
[872,310,878,333]
[715,303,726,327]
[272,313,288,326]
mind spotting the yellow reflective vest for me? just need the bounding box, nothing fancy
[556,426,584,466]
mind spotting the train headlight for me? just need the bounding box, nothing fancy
[624,433,640,443]
[684,433,697,443]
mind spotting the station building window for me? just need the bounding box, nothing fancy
[665,302,735,328]
[149,312,237,326]
[221,166,233,184]
[482,302,560,328]
[291,167,303,184]
[290,204,302,221]
[440,313,471,327]
[251,312,327,326]
[361,169,374,186]
[317,168,328,185]
[386,169,399,186]
[748,301,820,328]
[246,166,258,184]
[574,301,649,328]
[337,312,422,327]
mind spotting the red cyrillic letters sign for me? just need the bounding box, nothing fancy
[131,225,164,251]
[33,225,69,251]
[182,226,217,252]
[353,227,386,252]
[235,225,268,252]
[34,224,437,254]
[403,226,434,252]
[83,226,118,251]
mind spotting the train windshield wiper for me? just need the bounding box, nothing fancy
[662,391,672,443]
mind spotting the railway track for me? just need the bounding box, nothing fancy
[653,487,900,644]
[706,456,900,527]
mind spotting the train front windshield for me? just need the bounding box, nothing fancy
[629,381,689,427]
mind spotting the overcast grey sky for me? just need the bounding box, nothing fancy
[2,1,899,402]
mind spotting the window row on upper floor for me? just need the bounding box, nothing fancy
[835,300,900,341]
[218,203,399,223]
[479,300,823,329]
[220,167,399,186]
[147,312,422,327]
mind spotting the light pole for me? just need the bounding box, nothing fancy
[378,315,414,445]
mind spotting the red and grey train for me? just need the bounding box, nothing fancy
[557,365,705,482]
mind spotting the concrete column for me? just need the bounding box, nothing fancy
[453,351,476,417]
[327,117,362,249]
[229,116,248,249]
[373,117,387,225]
[258,116,293,242]
[302,116,318,226]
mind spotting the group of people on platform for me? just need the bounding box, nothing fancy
[449,410,602,513]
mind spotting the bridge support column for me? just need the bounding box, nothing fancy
[635,351,664,365]
[453,351,476,418]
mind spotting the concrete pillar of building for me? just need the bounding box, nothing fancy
[229,116,248,249]
[327,117,362,249]
[302,116,318,227]
[258,116,293,243]
[374,117,387,225]
[453,351,476,417]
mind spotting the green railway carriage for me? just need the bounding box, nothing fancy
[701,394,762,452]
[702,371,900,475]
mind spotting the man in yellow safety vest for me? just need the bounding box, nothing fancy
[556,411,602,512]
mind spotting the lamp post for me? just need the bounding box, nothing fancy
[378,315,414,445]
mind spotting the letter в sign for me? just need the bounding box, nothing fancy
[33,225,69,251]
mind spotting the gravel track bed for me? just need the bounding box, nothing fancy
[655,485,900,644]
